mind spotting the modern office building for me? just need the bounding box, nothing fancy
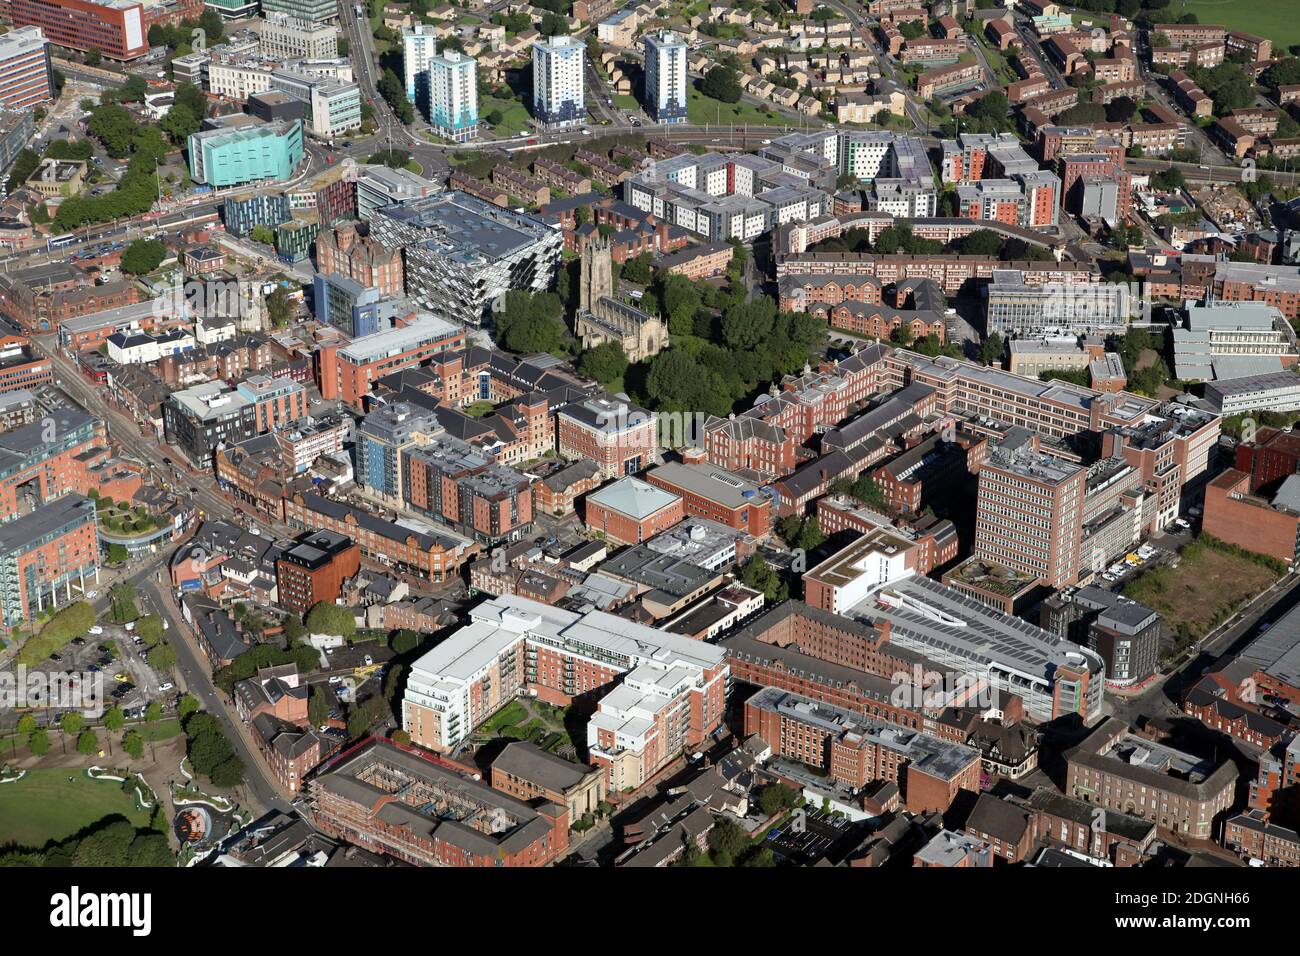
[259,0,337,23]
[974,442,1086,589]
[368,192,563,326]
[402,595,727,792]
[401,23,440,104]
[642,30,687,124]
[188,120,304,187]
[260,12,338,60]
[355,163,439,220]
[532,35,585,130]
[274,529,361,615]
[0,408,109,518]
[271,70,361,139]
[8,0,148,61]
[0,26,53,111]
[223,193,291,237]
[986,269,1130,336]
[315,315,467,407]
[1041,585,1162,688]
[426,48,478,143]
[0,494,99,627]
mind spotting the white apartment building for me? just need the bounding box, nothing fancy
[427,49,478,143]
[401,24,439,104]
[643,30,687,125]
[532,35,585,130]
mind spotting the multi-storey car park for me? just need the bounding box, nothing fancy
[368,193,563,327]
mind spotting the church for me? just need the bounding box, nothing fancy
[573,234,668,364]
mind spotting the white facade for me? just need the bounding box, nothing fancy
[532,35,585,129]
[643,30,687,124]
[427,49,478,143]
[401,24,439,103]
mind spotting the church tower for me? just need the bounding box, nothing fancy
[579,233,614,312]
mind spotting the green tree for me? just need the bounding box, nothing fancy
[756,782,799,816]
[122,729,144,759]
[121,239,166,275]
[147,642,176,671]
[145,701,164,723]
[76,730,100,754]
[60,712,85,736]
[126,832,173,867]
[210,757,246,788]
[72,820,135,867]
[700,65,742,103]
[178,694,200,721]
[304,601,356,639]
[104,706,126,732]
[978,332,1004,366]
[160,102,200,144]
[16,714,36,738]
[576,341,628,385]
[135,615,164,647]
[28,727,49,756]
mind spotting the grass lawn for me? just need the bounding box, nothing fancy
[687,87,793,127]
[464,400,495,417]
[405,160,423,175]
[614,94,639,111]
[1123,538,1281,652]
[481,93,533,139]
[135,719,182,743]
[0,769,150,848]
[479,699,527,734]
[1179,0,1300,51]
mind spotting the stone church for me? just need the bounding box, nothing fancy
[573,234,667,364]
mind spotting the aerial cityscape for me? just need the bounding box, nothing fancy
[0,0,1296,895]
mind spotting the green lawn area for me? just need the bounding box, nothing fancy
[479,700,528,734]
[135,719,182,743]
[1179,0,1300,50]
[0,769,150,848]
[481,93,533,139]
[687,87,793,127]
[1123,537,1282,655]
[614,94,639,111]
[405,160,423,175]
[464,400,495,417]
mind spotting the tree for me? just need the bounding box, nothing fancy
[700,65,742,104]
[305,601,356,639]
[135,615,164,647]
[60,712,85,736]
[576,341,628,385]
[707,817,750,866]
[958,229,1003,257]
[539,11,570,35]
[391,729,411,746]
[109,581,137,624]
[104,706,126,732]
[72,820,135,868]
[122,730,144,759]
[795,516,825,553]
[178,694,200,721]
[147,642,176,671]
[121,239,165,276]
[126,832,173,867]
[28,727,49,756]
[16,714,36,738]
[87,104,137,157]
[266,284,295,327]
[160,102,200,144]
[210,757,246,788]
[756,782,800,816]
[978,332,1004,366]
[77,730,100,754]
[1058,101,1106,125]
[1106,96,1138,123]
[308,686,331,728]
[145,701,164,723]
[739,555,788,603]
[105,543,129,564]
[249,224,275,246]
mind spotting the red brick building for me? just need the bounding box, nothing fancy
[643,460,774,538]
[274,530,362,616]
[582,476,684,546]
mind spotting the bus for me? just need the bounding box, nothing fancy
[46,233,78,251]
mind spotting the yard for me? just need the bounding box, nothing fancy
[1122,537,1282,654]
[473,699,575,756]
[687,87,795,128]
[0,768,151,849]
[480,93,533,139]
[1178,0,1300,51]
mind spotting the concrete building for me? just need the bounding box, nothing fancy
[401,23,439,103]
[986,270,1129,336]
[368,193,563,326]
[260,13,338,60]
[1065,718,1236,840]
[0,26,53,111]
[642,30,687,125]
[271,69,361,139]
[532,35,585,130]
[426,48,478,143]
[188,120,304,187]
[401,595,727,791]
[0,494,99,627]
[974,443,1086,589]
